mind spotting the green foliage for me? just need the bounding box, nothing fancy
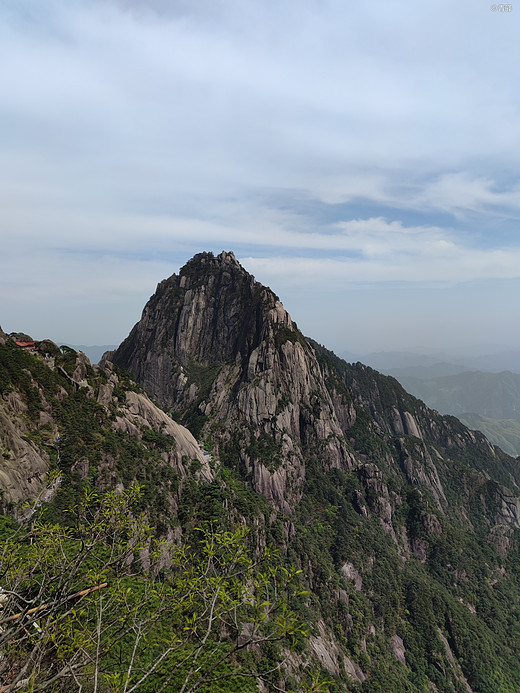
[141,425,175,451]
[58,344,79,375]
[273,325,307,351]
[347,407,388,456]
[275,391,292,415]
[179,362,221,439]
[0,341,47,417]
[0,488,324,693]
[0,513,19,540]
[185,362,221,396]
[247,429,283,470]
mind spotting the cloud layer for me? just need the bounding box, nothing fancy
[1,0,519,351]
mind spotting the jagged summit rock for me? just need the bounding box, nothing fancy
[112,251,355,511]
[9,332,34,342]
[115,250,289,377]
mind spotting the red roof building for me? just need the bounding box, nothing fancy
[15,341,37,352]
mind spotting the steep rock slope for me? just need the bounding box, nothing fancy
[112,252,520,528]
[0,330,210,517]
[112,251,356,512]
[386,368,520,456]
[316,349,520,523]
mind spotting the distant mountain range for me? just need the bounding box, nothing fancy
[456,413,520,459]
[337,349,520,456]
[341,348,520,375]
[386,370,520,457]
[393,369,520,420]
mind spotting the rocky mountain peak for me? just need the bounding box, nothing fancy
[113,251,294,400]
[182,249,241,272]
[6,256,520,690]
[111,251,520,525]
[112,252,354,510]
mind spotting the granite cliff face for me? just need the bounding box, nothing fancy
[106,252,520,688]
[6,266,520,690]
[112,252,520,529]
[112,251,356,511]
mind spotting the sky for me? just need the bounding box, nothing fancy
[1,0,519,356]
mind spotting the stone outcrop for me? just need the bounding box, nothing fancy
[116,388,212,482]
[0,345,212,510]
[112,251,520,526]
[391,634,406,666]
[0,396,50,510]
[112,251,356,511]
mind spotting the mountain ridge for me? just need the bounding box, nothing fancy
[107,252,520,689]
[112,251,520,526]
[391,369,520,422]
[4,254,520,691]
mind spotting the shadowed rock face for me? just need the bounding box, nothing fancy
[112,251,282,405]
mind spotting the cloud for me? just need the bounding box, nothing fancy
[1,0,518,229]
[1,0,519,349]
[241,239,520,288]
[411,174,520,216]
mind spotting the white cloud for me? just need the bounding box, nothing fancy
[411,174,520,216]
[241,241,520,288]
[1,0,519,349]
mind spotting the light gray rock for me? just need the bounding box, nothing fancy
[392,634,406,665]
[111,252,356,512]
[0,400,50,510]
